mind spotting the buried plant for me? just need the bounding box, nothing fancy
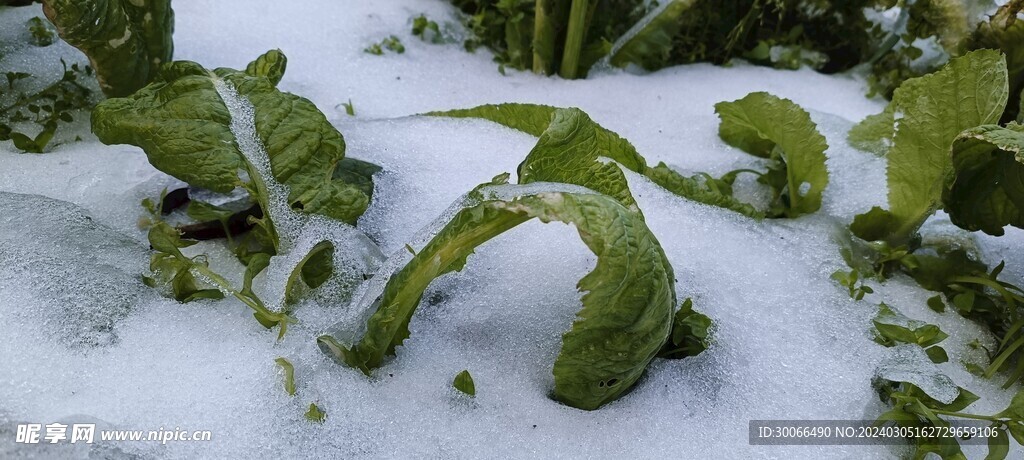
[91,50,384,336]
[320,178,681,411]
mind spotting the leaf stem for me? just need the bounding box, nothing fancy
[559,0,589,79]
[928,408,1003,422]
[532,0,551,75]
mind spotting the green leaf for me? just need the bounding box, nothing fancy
[927,295,946,313]
[427,103,557,136]
[987,428,1009,460]
[275,357,296,396]
[42,0,174,97]
[333,157,382,199]
[518,107,645,212]
[453,369,476,396]
[284,240,334,305]
[304,403,326,423]
[92,51,372,233]
[872,303,948,350]
[1008,422,1024,445]
[714,92,829,217]
[968,8,1024,123]
[27,16,56,47]
[608,0,696,71]
[658,298,713,359]
[852,50,1009,245]
[925,346,949,364]
[245,49,287,86]
[848,104,895,156]
[321,184,675,410]
[428,103,761,217]
[939,388,980,413]
[641,164,764,218]
[147,221,194,257]
[186,200,234,224]
[943,123,1024,236]
[998,388,1024,421]
[341,99,355,117]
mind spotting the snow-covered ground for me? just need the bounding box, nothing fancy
[2,1,1023,458]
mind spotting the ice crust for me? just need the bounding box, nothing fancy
[0,1,1021,458]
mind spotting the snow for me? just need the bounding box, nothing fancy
[1,0,1021,458]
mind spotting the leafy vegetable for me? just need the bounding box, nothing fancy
[607,0,695,71]
[453,370,475,396]
[41,0,174,97]
[876,376,1024,459]
[92,50,374,232]
[449,0,992,91]
[943,123,1024,236]
[245,49,287,86]
[319,181,677,410]
[304,403,326,423]
[275,357,296,396]
[143,222,292,336]
[831,269,874,300]
[965,1,1024,123]
[851,50,1009,246]
[1,60,95,153]
[658,298,712,359]
[872,303,948,364]
[714,92,829,218]
[365,36,405,55]
[412,14,443,44]
[428,102,761,217]
[27,16,55,47]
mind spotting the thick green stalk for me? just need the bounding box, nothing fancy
[533,0,551,74]
[558,0,589,79]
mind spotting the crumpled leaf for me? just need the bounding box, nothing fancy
[657,298,712,359]
[319,183,676,411]
[518,107,646,212]
[92,51,373,228]
[966,1,1024,123]
[608,0,696,71]
[245,48,287,86]
[428,103,761,218]
[715,92,829,217]
[943,123,1024,236]
[42,0,174,97]
[851,50,1009,245]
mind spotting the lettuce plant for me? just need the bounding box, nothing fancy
[319,179,678,410]
[92,50,385,335]
[92,50,373,231]
[850,50,1009,247]
[714,92,829,218]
